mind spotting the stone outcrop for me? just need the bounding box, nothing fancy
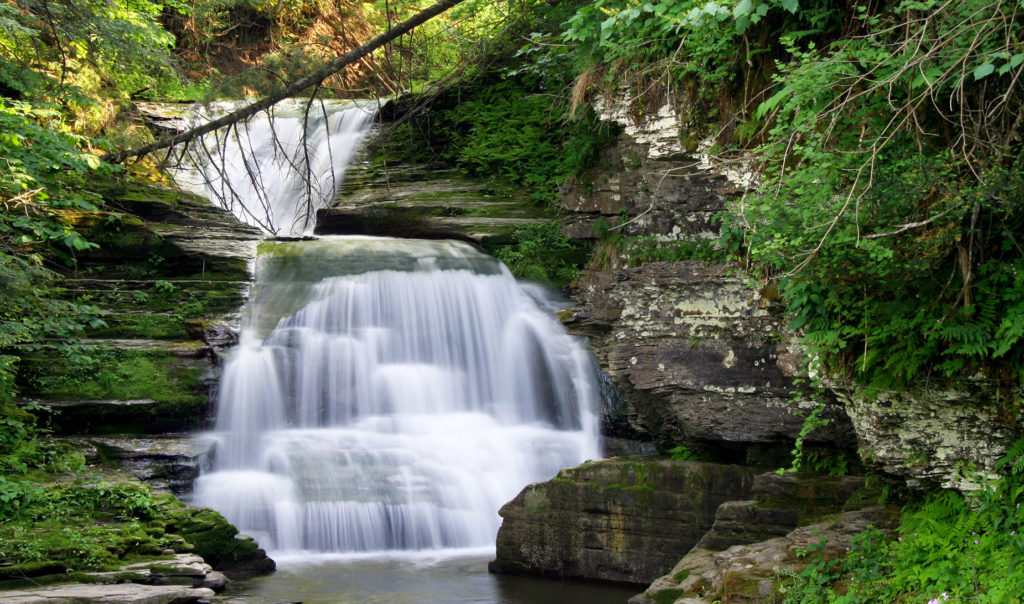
[317,155,548,247]
[564,100,1023,491]
[838,381,1022,490]
[489,458,755,585]
[69,436,215,494]
[632,506,898,604]
[558,106,855,459]
[564,260,854,456]
[620,471,887,603]
[694,472,877,552]
[561,139,734,243]
[167,508,275,574]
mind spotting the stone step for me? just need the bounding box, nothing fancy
[60,278,250,289]
[22,399,212,436]
[77,339,209,356]
[66,435,214,494]
[0,553,229,603]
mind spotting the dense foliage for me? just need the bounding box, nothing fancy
[779,442,1024,602]
[2,0,1023,595]
[537,0,1024,389]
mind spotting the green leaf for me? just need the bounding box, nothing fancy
[756,85,794,119]
[974,62,996,80]
[781,0,799,12]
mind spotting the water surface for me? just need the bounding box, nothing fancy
[224,552,640,604]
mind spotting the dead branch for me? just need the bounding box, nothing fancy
[108,0,465,164]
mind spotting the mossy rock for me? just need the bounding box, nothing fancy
[167,508,274,574]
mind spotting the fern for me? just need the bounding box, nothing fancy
[995,437,1024,476]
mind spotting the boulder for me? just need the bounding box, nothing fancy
[631,506,898,604]
[489,458,754,584]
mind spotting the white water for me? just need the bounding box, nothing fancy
[170,99,375,235]
[195,237,601,554]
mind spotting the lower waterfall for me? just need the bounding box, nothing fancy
[194,236,601,554]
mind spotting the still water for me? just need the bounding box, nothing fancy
[223,551,639,604]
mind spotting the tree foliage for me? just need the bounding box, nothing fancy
[528,0,1024,388]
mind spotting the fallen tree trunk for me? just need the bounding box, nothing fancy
[108,0,464,164]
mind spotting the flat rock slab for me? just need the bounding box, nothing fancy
[120,554,212,578]
[0,583,215,603]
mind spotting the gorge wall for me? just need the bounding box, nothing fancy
[489,98,1022,600]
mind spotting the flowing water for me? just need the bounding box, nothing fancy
[194,237,602,557]
[181,100,628,601]
[170,99,375,235]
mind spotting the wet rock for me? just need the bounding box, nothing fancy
[0,582,216,603]
[75,554,230,594]
[490,458,755,585]
[194,571,229,592]
[167,508,275,575]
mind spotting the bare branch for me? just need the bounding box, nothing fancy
[108,0,465,163]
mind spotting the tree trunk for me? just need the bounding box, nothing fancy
[108,0,464,163]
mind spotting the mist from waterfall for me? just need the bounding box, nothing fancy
[194,237,601,554]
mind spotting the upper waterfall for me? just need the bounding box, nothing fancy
[194,237,602,554]
[169,99,375,235]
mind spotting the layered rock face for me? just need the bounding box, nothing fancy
[490,459,755,584]
[7,183,273,588]
[565,260,854,456]
[316,129,551,247]
[839,381,1021,490]
[560,117,853,459]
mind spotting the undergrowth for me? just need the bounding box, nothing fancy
[777,440,1024,602]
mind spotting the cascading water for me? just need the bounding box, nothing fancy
[169,99,375,235]
[194,237,601,554]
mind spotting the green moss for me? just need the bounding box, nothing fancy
[18,348,207,404]
[650,587,687,604]
[671,568,691,583]
[83,314,189,340]
[168,507,263,570]
[722,574,762,597]
[0,481,266,581]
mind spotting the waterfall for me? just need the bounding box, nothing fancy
[194,237,601,553]
[169,99,375,235]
